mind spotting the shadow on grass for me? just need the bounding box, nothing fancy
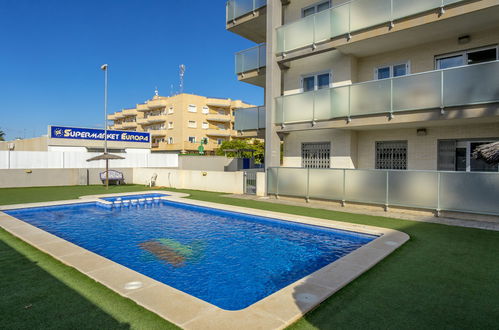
[289,219,499,330]
[0,237,131,329]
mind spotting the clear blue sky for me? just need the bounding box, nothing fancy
[0,0,263,140]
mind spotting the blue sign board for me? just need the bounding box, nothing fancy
[49,126,150,143]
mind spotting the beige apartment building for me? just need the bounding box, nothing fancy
[108,93,254,154]
[230,0,499,172]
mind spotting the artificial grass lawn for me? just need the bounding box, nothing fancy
[1,185,498,329]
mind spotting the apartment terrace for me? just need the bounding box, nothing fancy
[226,0,267,43]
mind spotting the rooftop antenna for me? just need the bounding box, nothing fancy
[154,86,159,97]
[179,64,186,94]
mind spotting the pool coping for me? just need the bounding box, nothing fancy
[0,191,409,330]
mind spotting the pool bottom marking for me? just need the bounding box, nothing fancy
[139,238,205,267]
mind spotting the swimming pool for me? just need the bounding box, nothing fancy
[5,199,376,310]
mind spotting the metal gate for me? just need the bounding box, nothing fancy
[244,171,257,195]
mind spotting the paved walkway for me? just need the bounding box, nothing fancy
[225,194,499,232]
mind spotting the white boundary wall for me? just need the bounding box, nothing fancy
[133,168,245,194]
[0,151,178,169]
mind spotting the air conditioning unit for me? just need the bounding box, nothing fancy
[8,143,15,150]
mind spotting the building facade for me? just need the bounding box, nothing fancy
[230,0,499,173]
[108,93,254,154]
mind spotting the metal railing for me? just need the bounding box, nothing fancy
[267,167,499,216]
[227,0,267,22]
[234,106,266,131]
[235,43,266,74]
[277,0,465,54]
[275,60,499,125]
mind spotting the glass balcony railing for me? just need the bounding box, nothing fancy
[275,60,499,125]
[276,0,465,54]
[267,167,499,216]
[227,0,267,22]
[235,43,266,74]
[234,106,266,131]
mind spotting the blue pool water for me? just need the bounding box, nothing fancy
[100,193,169,202]
[5,200,376,310]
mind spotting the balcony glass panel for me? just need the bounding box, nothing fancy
[234,108,258,131]
[277,15,314,53]
[443,61,499,106]
[314,88,332,121]
[392,70,441,112]
[308,169,344,200]
[267,167,278,194]
[258,106,266,128]
[275,97,284,125]
[236,44,266,74]
[344,169,387,204]
[440,172,499,215]
[388,170,438,208]
[276,167,308,197]
[330,85,350,118]
[350,0,391,32]
[227,0,266,21]
[281,92,314,123]
[314,9,331,44]
[350,79,391,116]
[392,0,442,21]
[330,3,350,37]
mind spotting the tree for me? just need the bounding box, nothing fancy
[216,139,265,164]
[0,128,5,141]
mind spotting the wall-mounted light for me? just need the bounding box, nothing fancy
[458,35,471,45]
[417,128,427,136]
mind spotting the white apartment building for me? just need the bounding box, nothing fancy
[229,0,499,216]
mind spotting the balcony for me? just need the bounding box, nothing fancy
[137,118,149,125]
[122,108,137,116]
[235,43,266,86]
[147,98,168,110]
[206,129,232,137]
[122,121,138,129]
[113,124,124,130]
[234,106,265,130]
[107,114,117,121]
[148,130,168,137]
[136,104,149,112]
[276,0,489,59]
[226,0,267,43]
[207,114,231,123]
[206,98,232,108]
[275,60,499,128]
[268,167,499,216]
[147,115,168,123]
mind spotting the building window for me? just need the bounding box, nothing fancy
[168,121,174,129]
[217,138,225,145]
[202,122,209,129]
[188,120,197,128]
[302,0,331,17]
[436,46,498,69]
[168,137,174,144]
[188,136,196,143]
[201,137,209,144]
[438,139,499,172]
[302,72,331,92]
[375,141,407,170]
[375,63,409,80]
[202,106,209,114]
[168,107,174,114]
[301,142,330,168]
[188,105,197,113]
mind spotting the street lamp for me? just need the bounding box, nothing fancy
[101,64,109,189]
